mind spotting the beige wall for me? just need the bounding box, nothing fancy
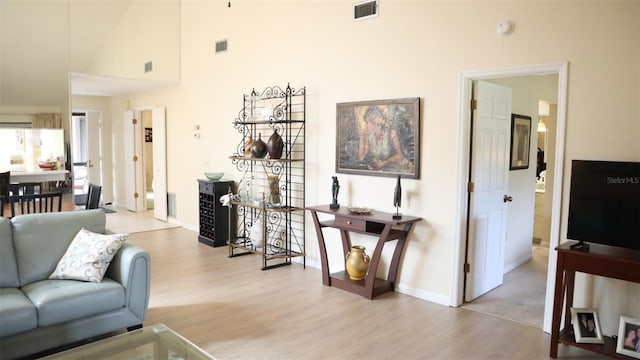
[101,1,638,334]
[0,107,63,126]
[85,0,180,82]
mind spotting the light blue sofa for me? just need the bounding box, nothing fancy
[0,210,150,359]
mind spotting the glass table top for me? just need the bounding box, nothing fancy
[42,323,215,360]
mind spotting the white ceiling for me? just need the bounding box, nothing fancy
[1,0,167,108]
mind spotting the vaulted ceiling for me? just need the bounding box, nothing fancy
[0,0,162,108]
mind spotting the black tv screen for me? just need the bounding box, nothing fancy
[567,160,640,250]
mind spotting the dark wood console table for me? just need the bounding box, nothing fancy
[550,241,640,358]
[306,205,421,299]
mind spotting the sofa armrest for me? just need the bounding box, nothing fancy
[105,242,151,323]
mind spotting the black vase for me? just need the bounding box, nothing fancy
[267,129,284,159]
[251,133,267,158]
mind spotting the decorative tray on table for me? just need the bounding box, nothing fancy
[347,206,372,215]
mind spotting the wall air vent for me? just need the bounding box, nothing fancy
[215,40,228,54]
[354,0,378,21]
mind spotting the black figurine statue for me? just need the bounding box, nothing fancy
[393,175,402,219]
[330,176,340,209]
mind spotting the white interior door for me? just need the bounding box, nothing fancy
[152,107,167,221]
[465,80,512,302]
[86,111,103,188]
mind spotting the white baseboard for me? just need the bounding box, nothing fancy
[396,283,451,306]
[503,253,532,274]
[169,217,196,232]
[292,258,450,307]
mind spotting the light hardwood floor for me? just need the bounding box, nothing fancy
[124,225,600,359]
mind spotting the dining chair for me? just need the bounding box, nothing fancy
[0,171,10,217]
[22,182,41,194]
[0,171,10,196]
[9,191,63,217]
[85,183,102,210]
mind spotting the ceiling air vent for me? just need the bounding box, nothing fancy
[354,0,378,21]
[215,40,228,54]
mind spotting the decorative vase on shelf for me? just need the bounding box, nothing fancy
[244,136,253,157]
[251,133,267,158]
[268,175,281,205]
[267,129,284,159]
[249,214,264,249]
[345,245,370,280]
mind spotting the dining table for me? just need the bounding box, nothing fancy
[9,170,68,183]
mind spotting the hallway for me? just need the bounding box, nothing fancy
[463,244,549,328]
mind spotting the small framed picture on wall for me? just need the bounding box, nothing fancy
[509,114,531,170]
[145,127,153,143]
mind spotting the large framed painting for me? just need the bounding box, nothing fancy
[509,113,532,170]
[336,97,420,178]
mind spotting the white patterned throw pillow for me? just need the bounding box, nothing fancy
[49,228,128,282]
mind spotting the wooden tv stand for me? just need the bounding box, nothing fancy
[306,205,421,299]
[550,241,640,358]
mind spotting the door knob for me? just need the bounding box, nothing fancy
[503,195,513,203]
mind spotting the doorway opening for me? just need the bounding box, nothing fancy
[123,106,167,221]
[141,109,155,211]
[463,240,550,328]
[453,62,568,333]
[70,111,104,207]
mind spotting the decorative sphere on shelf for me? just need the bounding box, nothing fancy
[204,172,224,181]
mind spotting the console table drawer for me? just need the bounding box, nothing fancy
[199,181,215,195]
[335,216,366,232]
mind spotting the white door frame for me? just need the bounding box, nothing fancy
[452,62,568,333]
[123,110,141,211]
[151,107,168,221]
[133,105,168,220]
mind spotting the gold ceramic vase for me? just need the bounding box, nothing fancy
[345,245,370,280]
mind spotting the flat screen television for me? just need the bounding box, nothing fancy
[567,160,640,250]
